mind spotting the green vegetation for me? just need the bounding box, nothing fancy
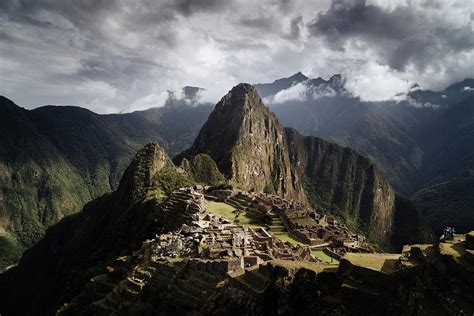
[272,231,306,246]
[154,163,192,195]
[0,236,22,271]
[0,141,202,315]
[188,154,226,186]
[343,253,400,273]
[439,242,474,270]
[270,259,338,273]
[118,143,193,206]
[207,202,258,226]
[413,174,474,234]
[311,250,338,264]
[207,202,312,246]
[0,96,212,269]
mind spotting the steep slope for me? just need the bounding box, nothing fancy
[413,171,474,235]
[176,83,305,202]
[285,128,431,248]
[260,74,474,234]
[285,129,394,241]
[270,97,426,194]
[0,143,193,316]
[176,84,431,249]
[0,97,92,269]
[0,95,212,270]
[179,154,227,187]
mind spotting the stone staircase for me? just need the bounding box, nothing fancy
[267,213,286,232]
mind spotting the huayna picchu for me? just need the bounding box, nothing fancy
[3,84,467,316]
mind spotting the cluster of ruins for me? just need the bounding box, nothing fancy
[139,185,370,271]
[208,188,371,258]
[146,188,317,271]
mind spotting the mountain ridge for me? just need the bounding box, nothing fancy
[258,73,474,235]
[176,83,432,248]
[0,94,213,269]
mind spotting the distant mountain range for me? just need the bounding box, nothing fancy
[255,73,474,236]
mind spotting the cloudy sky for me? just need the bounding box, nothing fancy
[0,0,473,113]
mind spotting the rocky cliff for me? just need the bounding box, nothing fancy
[177,84,431,249]
[285,128,396,245]
[175,83,305,202]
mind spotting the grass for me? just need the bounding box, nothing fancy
[272,231,306,246]
[343,253,401,273]
[207,202,314,247]
[439,242,474,271]
[311,250,339,264]
[270,259,339,273]
[207,201,259,226]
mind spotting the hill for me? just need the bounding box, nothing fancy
[0,95,212,270]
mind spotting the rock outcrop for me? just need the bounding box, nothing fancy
[179,153,227,187]
[176,83,305,202]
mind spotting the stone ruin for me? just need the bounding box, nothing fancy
[65,186,373,314]
[205,188,371,260]
[147,187,318,271]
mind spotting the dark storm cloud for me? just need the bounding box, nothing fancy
[310,0,415,41]
[289,16,304,39]
[78,56,165,85]
[0,0,473,112]
[171,0,230,17]
[217,38,269,51]
[239,15,277,31]
[309,0,474,71]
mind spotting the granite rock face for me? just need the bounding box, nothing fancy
[176,83,306,202]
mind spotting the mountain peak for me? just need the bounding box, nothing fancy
[182,86,204,100]
[229,82,258,98]
[175,83,305,201]
[118,142,175,205]
[216,83,265,113]
[254,73,308,98]
[289,71,309,81]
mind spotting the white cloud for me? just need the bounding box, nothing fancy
[127,92,169,113]
[344,61,413,102]
[272,82,308,103]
